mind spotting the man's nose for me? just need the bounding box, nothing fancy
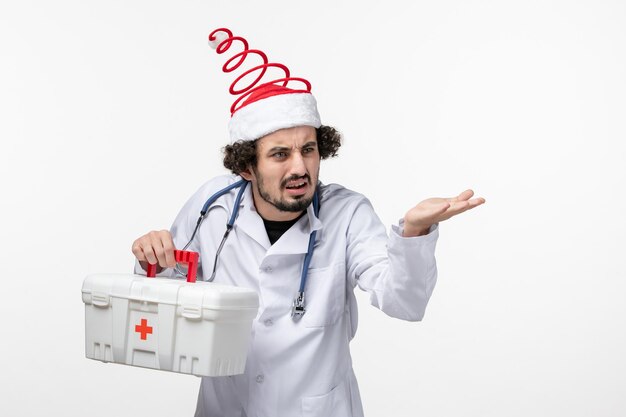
[288,152,307,176]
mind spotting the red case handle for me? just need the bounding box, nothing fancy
[146,250,199,283]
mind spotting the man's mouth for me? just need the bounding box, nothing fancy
[284,177,309,196]
[285,180,307,190]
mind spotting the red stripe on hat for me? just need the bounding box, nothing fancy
[208,28,313,115]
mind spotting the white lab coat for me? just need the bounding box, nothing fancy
[138,174,439,417]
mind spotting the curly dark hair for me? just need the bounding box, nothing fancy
[222,125,342,175]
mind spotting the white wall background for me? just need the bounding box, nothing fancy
[1,0,624,415]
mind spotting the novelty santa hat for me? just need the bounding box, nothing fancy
[208,28,321,142]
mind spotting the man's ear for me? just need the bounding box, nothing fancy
[239,168,253,181]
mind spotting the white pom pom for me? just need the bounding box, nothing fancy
[208,32,228,50]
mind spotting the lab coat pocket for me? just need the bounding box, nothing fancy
[302,377,351,417]
[303,262,346,328]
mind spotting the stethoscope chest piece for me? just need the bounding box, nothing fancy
[291,291,306,319]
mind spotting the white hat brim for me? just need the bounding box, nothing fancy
[228,93,322,142]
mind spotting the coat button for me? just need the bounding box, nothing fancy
[264,319,273,327]
[256,374,264,383]
[264,266,273,273]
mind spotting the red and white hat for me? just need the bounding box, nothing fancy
[209,28,322,142]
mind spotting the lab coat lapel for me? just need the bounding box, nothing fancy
[235,185,271,250]
[267,202,324,256]
[235,183,324,255]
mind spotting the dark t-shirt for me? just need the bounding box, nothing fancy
[261,211,307,245]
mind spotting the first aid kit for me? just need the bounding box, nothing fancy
[82,250,259,377]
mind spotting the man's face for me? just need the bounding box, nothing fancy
[245,126,320,221]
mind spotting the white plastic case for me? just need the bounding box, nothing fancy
[82,271,259,377]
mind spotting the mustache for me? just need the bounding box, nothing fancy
[281,174,310,188]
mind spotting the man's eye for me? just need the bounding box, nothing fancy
[273,152,287,158]
[303,147,315,154]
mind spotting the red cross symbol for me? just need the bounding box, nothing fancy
[135,318,153,340]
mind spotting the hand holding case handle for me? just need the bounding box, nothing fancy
[146,250,199,283]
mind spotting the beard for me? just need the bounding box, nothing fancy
[253,169,315,213]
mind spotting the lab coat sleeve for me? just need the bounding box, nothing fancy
[346,197,439,321]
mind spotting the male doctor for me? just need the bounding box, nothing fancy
[131,28,485,417]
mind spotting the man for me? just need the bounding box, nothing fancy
[132,28,485,417]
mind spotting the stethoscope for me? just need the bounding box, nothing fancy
[176,178,319,319]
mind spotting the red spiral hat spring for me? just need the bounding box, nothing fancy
[208,28,312,115]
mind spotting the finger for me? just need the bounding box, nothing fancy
[469,197,486,207]
[440,201,470,219]
[463,197,486,211]
[134,236,157,264]
[160,231,177,268]
[148,232,169,268]
[450,200,470,212]
[141,242,158,265]
[434,201,451,214]
[131,240,146,261]
[456,189,474,202]
[446,190,472,203]
[449,198,484,217]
